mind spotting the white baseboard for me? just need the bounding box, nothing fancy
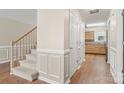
[65,78,70,84]
[110,66,123,84]
[116,73,123,84]
[77,65,81,70]
[38,76,60,84]
[110,67,117,83]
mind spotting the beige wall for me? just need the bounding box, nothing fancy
[0,17,35,45]
[109,10,117,48]
[64,10,70,49]
[37,9,68,50]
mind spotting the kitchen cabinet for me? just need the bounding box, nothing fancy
[85,31,94,41]
[85,43,106,54]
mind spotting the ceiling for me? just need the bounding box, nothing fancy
[0,9,37,25]
[79,9,111,24]
[0,9,110,25]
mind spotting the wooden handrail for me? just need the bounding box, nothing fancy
[13,26,37,44]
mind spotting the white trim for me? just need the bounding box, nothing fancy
[0,45,10,49]
[110,47,117,52]
[0,46,10,61]
[117,72,123,84]
[110,66,117,83]
[77,65,81,70]
[65,78,70,84]
[0,44,33,61]
[37,49,70,54]
[38,76,60,84]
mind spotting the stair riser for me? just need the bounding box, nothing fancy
[13,69,38,81]
[20,63,36,70]
[31,50,37,54]
[26,55,37,61]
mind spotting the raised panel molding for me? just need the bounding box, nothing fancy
[64,54,70,82]
[38,54,47,75]
[37,49,70,83]
[109,47,117,83]
[47,55,61,81]
[0,45,10,64]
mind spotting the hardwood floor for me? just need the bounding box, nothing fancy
[0,54,115,84]
[0,62,48,84]
[69,54,115,84]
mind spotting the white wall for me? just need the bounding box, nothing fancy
[37,9,65,50]
[64,10,70,49]
[109,11,117,48]
[37,9,85,83]
[37,9,70,83]
[0,9,37,25]
[0,9,37,46]
[0,10,37,63]
[0,17,35,45]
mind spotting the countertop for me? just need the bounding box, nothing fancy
[85,42,106,46]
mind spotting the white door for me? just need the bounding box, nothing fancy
[69,13,78,77]
[78,24,85,64]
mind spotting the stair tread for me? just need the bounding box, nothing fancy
[26,53,37,62]
[20,60,36,64]
[26,54,37,56]
[31,49,36,51]
[13,66,38,75]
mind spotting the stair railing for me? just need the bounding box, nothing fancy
[10,26,37,74]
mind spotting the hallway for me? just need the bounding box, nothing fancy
[69,54,115,84]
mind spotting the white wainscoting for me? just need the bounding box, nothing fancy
[109,47,123,84]
[0,44,32,64]
[64,53,70,83]
[109,47,117,83]
[0,46,10,64]
[37,49,70,84]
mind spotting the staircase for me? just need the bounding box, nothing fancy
[12,49,38,81]
[10,26,38,81]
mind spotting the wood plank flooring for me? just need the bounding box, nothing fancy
[0,54,115,84]
[0,62,48,84]
[69,54,115,84]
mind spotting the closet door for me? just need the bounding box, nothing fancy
[69,13,78,77]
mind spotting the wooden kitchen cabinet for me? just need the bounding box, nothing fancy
[85,44,106,54]
[85,31,94,41]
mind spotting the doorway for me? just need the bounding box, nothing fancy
[69,9,115,84]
